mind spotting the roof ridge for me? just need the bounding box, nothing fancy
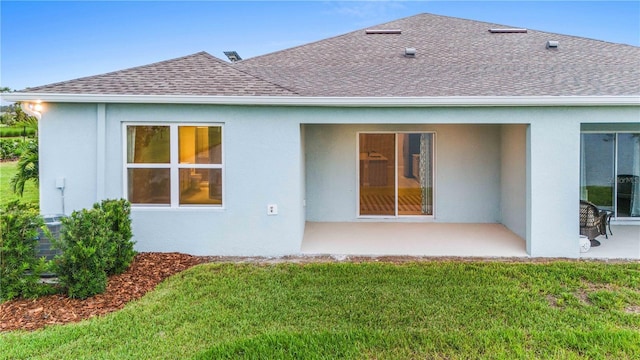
[240,13,427,64]
[191,52,300,94]
[237,12,510,64]
[421,12,640,48]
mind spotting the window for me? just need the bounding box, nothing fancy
[358,132,434,217]
[125,124,223,207]
[580,132,640,219]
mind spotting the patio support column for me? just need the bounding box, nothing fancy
[526,119,581,257]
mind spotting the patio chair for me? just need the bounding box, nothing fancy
[579,200,607,247]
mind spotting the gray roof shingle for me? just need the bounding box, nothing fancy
[22,13,640,97]
[236,13,640,96]
[23,51,298,96]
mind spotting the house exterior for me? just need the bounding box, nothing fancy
[3,14,639,258]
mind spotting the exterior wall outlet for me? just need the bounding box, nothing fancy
[56,177,65,190]
[267,204,278,215]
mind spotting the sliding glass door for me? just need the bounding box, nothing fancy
[359,132,434,217]
[581,132,640,219]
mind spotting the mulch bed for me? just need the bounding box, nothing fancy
[0,252,206,332]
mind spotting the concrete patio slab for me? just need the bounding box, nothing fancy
[301,222,528,257]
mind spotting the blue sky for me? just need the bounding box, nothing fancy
[1,1,639,92]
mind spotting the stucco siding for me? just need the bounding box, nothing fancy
[39,103,99,215]
[527,118,582,257]
[41,104,304,256]
[305,124,502,223]
[500,124,527,239]
[36,103,638,257]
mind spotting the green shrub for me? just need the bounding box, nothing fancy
[94,199,135,275]
[54,208,109,299]
[0,201,54,301]
[0,138,22,160]
[0,138,36,160]
[53,199,134,299]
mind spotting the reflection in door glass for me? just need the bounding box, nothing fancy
[359,133,433,216]
[580,133,615,210]
[359,134,395,216]
[616,133,640,217]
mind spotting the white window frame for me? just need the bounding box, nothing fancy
[356,131,436,219]
[123,123,224,209]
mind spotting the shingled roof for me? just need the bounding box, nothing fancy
[236,13,640,96]
[22,52,298,96]
[21,13,640,97]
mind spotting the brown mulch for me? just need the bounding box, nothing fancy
[0,252,206,332]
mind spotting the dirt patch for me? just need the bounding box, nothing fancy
[546,294,561,308]
[574,289,593,306]
[581,280,622,292]
[625,306,640,314]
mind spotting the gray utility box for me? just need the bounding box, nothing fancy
[36,214,65,260]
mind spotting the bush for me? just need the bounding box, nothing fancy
[0,138,36,160]
[94,199,135,275]
[0,201,54,301]
[53,199,135,299]
[54,209,109,299]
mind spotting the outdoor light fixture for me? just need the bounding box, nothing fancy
[22,101,44,120]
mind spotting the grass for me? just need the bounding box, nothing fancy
[585,186,613,207]
[0,126,36,138]
[0,161,39,208]
[1,261,639,359]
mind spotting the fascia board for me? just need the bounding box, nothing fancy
[2,93,639,107]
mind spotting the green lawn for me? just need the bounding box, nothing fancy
[0,161,38,208]
[1,261,639,359]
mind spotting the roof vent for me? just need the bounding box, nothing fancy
[223,51,242,62]
[404,48,416,58]
[488,28,527,33]
[546,40,559,49]
[365,29,401,35]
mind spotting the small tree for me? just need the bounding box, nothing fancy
[11,139,38,196]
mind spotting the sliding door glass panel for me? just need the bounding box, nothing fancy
[616,133,640,217]
[580,133,615,210]
[359,134,395,216]
[397,133,433,215]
